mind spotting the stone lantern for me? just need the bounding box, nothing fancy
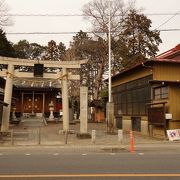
[12,106,17,121]
[48,101,54,121]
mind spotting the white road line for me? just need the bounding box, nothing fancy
[25,153,31,156]
[82,153,87,156]
[138,153,145,155]
[1,174,180,178]
[53,153,59,156]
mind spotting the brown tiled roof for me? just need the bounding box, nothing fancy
[156,44,180,60]
[153,58,180,63]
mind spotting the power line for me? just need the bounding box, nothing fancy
[6,29,180,35]
[159,29,180,32]
[2,13,180,17]
[1,13,91,17]
[6,31,105,35]
[156,11,180,29]
[146,13,180,16]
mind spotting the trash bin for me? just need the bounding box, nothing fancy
[115,115,122,129]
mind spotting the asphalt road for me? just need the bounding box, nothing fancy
[0,148,180,180]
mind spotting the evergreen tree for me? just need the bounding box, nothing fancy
[113,10,162,68]
[13,40,31,59]
[13,40,45,60]
[0,28,15,57]
[43,40,66,61]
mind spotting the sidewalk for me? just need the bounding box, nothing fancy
[1,117,180,153]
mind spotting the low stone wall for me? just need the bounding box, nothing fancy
[122,116,149,135]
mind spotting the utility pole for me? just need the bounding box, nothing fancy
[106,0,115,134]
[108,0,112,103]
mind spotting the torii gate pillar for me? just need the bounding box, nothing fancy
[1,64,14,132]
[61,68,69,131]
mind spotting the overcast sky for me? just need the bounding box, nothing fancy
[4,0,180,54]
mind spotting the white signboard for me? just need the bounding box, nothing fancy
[167,129,180,141]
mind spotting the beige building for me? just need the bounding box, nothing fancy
[112,44,180,138]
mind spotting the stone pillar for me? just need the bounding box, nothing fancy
[62,68,69,131]
[80,86,88,133]
[77,86,91,138]
[1,64,14,132]
[106,102,115,133]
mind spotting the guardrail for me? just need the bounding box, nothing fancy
[0,130,29,145]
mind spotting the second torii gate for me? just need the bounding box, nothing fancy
[0,56,87,132]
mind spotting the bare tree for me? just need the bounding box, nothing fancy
[0,0,12,27]
[83,0,135,38]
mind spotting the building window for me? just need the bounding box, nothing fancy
[112,75,152,116]
[153,86,168,100]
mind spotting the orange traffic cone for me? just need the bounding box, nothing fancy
[130,130,135,153]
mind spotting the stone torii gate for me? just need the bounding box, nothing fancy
[0,56,88,133]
